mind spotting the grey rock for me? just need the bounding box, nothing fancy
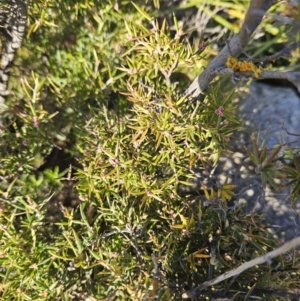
[180,82,300,241]
[238,82,300,240]
[238,82,300,148]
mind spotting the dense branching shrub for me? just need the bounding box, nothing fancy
[0,0,300,300]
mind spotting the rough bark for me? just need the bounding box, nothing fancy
[0,0,28,130]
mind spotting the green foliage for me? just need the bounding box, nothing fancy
[0,0,300,300]
[281,150,300,206]
[245,134,283,189]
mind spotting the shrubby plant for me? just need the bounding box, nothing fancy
[0,0,300,300]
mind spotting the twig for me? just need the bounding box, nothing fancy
[161,54,179,86]
[282,123,300,137]
[182,236,300,298]
[242,41,300,63]
[263,41,300,61]
[100,228,131,239]
[185,0,275,97]
[215,68,300,93]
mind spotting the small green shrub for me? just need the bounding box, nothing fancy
[0,0,300,300]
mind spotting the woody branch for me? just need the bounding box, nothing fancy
[185,0,300,97]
